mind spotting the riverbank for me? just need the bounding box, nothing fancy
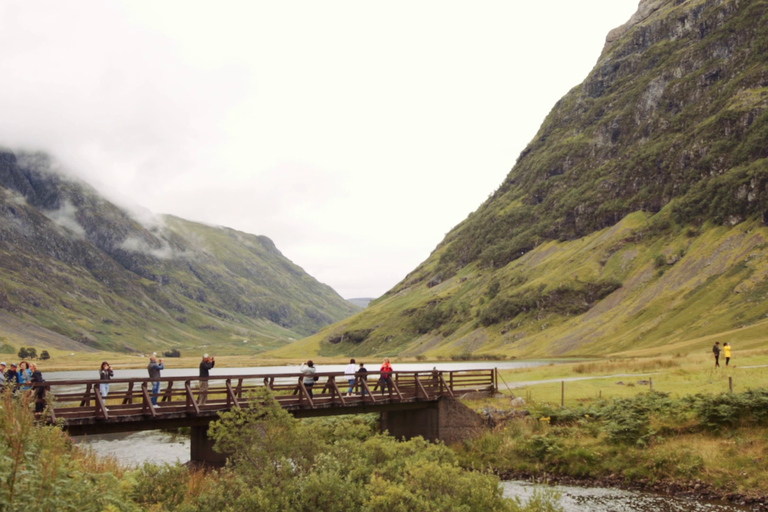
[498,471,768,511]
[456,352,768,509]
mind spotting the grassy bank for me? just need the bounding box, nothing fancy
[456,350,768,498]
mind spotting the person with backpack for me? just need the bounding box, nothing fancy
[300,360,317,398]
[357,362,369,397]
[712,342,721,368]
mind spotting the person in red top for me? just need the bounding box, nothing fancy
[379,358,393,395]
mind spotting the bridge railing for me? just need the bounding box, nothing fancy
[29,369,497,423]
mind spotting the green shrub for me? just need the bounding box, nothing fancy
[687,388,768,429]
[0,389,135,512]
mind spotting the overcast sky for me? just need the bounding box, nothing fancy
[0,0,639,299]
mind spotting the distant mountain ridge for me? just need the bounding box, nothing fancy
[273,0,768,360]
[347,298,373,308]
[0,150,360,353]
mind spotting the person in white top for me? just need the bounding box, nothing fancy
[300,361,317,398]
[344,358,357,397]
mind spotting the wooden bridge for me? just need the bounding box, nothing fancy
[37,369,498,463]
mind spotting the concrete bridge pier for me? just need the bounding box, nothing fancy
[190,424,228,466]
[380,397,485,444]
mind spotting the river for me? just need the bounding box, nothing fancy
[501,481,753,511]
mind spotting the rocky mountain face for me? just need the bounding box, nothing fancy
[288,0,768,359]
[0,151,359,353]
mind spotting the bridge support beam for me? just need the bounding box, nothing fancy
[380,397,485,444]
[190,424,228,466]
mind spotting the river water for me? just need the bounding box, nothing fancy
[502,481,753,511]
[64,361,755,511]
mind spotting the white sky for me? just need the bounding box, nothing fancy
[0,0,639,299]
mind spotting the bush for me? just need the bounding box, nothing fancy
[0,389,134,512]
[687,388,768,429]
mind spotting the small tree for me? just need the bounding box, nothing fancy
[40,350,50,361]
[17,347,29,359]
[26,348,37,360]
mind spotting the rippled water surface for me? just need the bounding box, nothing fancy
[74,430,190,466]
[503,480,753,512]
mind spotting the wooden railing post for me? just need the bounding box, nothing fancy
[185,380,200,414]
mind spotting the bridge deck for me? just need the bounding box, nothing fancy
[33,369,497,435]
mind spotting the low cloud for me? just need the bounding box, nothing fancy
[119,235,178,260]
[44,200,86,237]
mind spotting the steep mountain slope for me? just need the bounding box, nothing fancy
[0,151,359,353]
[275,0,768,359]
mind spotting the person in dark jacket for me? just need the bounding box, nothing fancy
[5,363,19,388]
[99,361,114,398]
[713,342,721,368]
[30,363,45,413]
[147,356,165,407]
[198,354,215,405]
[356,362,368,397]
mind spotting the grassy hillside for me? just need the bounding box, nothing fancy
[272,214,768,359]
[274,0,768,360]
[0,151,359,354]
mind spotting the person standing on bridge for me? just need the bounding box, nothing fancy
[147,355,165,407]
[379,358,393,395]
[300,360,316,398]
[344,358,357,397]
[17,361,32,392]
[99,361,113,399]
[30,362,45,413]
[198,354,215,405]
[357,362,368,397]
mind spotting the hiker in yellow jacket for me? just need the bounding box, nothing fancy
[723,342,732,367]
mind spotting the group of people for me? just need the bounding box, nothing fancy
[98,353,212,408]
[712,342,733,368]
[0,360,46,412]
[301,358,395,398]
